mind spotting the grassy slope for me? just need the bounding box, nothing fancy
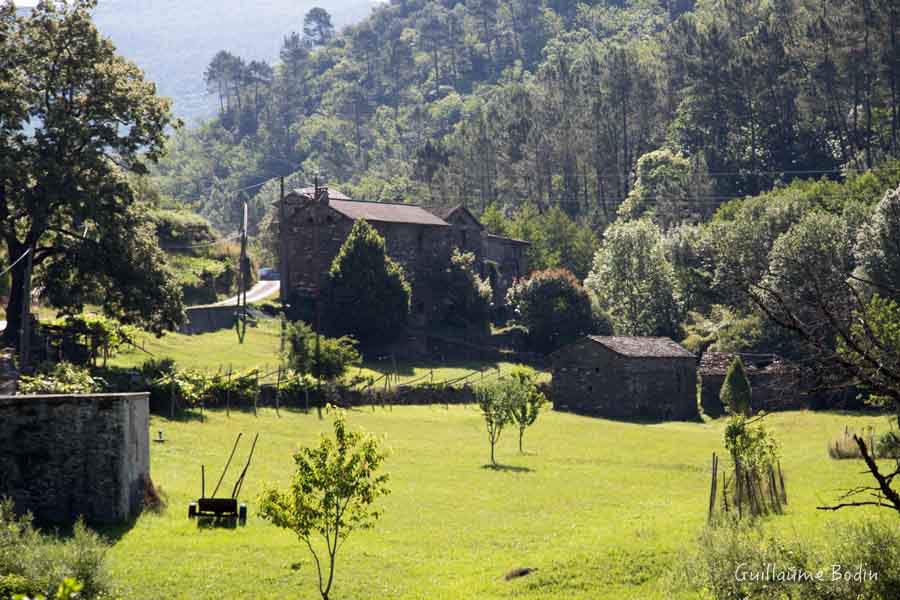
[106,408,892,599]
[111,317,542,383]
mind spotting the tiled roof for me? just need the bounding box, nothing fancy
[329,199,449,226]
[588,336,695,358]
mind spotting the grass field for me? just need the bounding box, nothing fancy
[105,408,894,599]
[110,318,543,384]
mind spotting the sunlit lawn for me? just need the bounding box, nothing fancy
[105,408,893,599]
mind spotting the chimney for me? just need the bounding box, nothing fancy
[315,186,330,206]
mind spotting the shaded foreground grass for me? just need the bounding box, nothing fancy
[106,408,891,599]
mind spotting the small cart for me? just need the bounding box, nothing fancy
[189,432,259,526]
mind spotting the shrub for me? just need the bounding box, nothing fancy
[17,363,104,395]
[720,356,752,416]
[323,219,410,346]
[426,249,492,330]
[876,430,900,459]
[680,518,900,600]
[828,426,877,459]
[506,268,594,354]
[0,500,110,600]
[680,518,810,600]
[286,321,361,382]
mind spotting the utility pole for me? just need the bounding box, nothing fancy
[313,173,322,399]
[236,199,249,344]
[279,176,287,354]
[18,245,34,370]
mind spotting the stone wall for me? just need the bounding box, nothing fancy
[551,343,698,421]
[0,392,150,526]
[181,305,239,335]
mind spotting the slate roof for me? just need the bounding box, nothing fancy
[587,336,696,359]
[329,199,449,226]
[699,352,785,375]
[435,205,484,229]
[289,188,449,226]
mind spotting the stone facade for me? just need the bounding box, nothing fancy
[0,392,150,525]
[279,189,527,325]
[551,336,698,420]
[699,352,803,416]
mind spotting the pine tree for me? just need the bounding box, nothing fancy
[720,356,752,416]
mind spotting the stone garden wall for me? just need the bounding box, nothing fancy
[0,392,150,525]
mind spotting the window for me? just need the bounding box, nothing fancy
[417,301,425,314]
[461,229,467,246]
[417,231,424,251]
[595,367,600,373]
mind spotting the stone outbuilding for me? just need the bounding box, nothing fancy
[550,336,698,420]
[698,352,802,416]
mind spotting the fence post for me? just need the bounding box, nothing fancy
[708,452,718,523]
[226,365,232,417]
[275,366,282,418]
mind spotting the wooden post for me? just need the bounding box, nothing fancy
[735,462,743,520]
[226,366,232,417]
[254,369,259,417]
[722,472,729,513]
[275,366,282,418]
[777,461,787,504]
[169,377,176,419]
[708,452,718,522]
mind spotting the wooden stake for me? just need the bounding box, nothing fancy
[708,452,718,522]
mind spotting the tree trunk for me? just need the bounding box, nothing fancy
[518,428,524,454]
[1,262,25,346]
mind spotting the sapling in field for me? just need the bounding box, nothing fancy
[476,381,511,466]
[257,408,390,600]
[506,367,546,453]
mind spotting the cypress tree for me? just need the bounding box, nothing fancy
[720,356,752,415]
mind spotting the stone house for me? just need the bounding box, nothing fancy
[550,336,698,420]
[698,352,802,416]
[278,188,527,325]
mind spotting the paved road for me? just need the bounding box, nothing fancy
[211,280,280,307]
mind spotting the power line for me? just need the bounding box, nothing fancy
[0,248,31,278]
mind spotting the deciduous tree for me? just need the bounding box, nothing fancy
[258,410,390,600]
[0,0,182,345]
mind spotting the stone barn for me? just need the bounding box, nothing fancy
[698,352,802,416]
[550,336,698,420]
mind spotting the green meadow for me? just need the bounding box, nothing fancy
[105,407,893,599]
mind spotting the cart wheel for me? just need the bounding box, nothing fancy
[238,504,247,526]
[188,503,197,519]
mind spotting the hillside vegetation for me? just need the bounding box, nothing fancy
[153,0,899,233]
[86,0,376,122]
